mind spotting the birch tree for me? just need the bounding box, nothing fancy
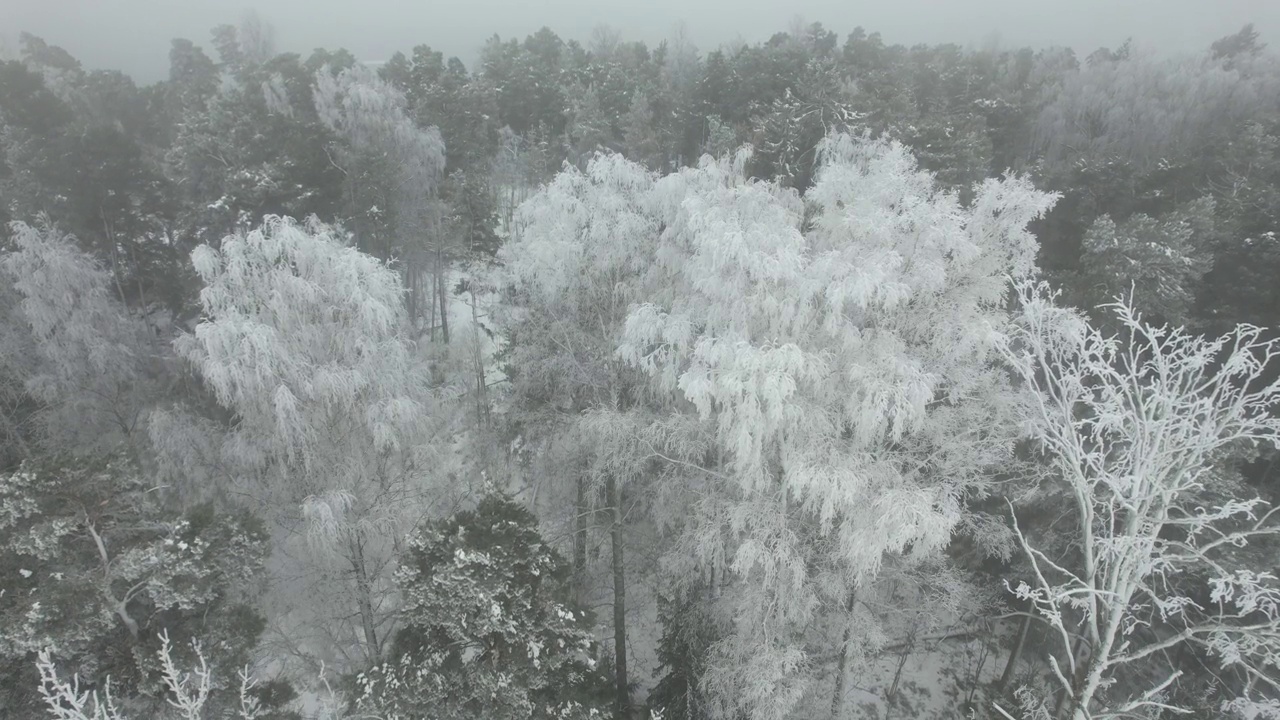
[1,219,156,457]
[617,133,1057,720]
[0,276,40,465]
[995,282,1280,719]
[497,152,673,718]
[166,215,450,670]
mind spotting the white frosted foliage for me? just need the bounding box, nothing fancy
[313,63,446,194]
[177,214,438,496]
[1,219,153,453]
[610,132,1056,720]
[170,215,451,666]
[995,282,1280,719]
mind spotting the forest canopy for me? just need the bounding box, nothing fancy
[2,14,1280,720]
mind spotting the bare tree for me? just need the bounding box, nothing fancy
[995,282,1280,719]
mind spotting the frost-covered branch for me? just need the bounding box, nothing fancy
[35,630,258,720]
[157,630,211,720]
[996,281,1280,719]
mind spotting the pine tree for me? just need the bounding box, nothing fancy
[1077,196,1216,325]
[355,492,610,720]
[0,453,269,716]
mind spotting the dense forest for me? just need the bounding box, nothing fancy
[2,13,1280,720]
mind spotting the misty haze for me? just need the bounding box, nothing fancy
[2,3,1280,720]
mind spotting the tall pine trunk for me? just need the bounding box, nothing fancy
[428,260,438,342]
[431,207,449,344]
[436,241,449,344]
[406,253,420,334]
[469,285,488,429]
[608,474,630,719]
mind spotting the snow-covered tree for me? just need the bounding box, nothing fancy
[1,219,157,456]
[0,453,268,716]
[903,112,995,200]
[647,574,725,720]
[616,133,1057,720]
[622,90,665,171]
[165,57,343,260]
[496,152,667,717]
[749,58,858,189]
[1077,197,1216,325]
[313,62,447,332]
[700,116,739,160]
[0,277,40,465]
[1031,46,1280,175]
[312,62,445,256]
[564,84,616,170]
[36,636,212,720]
[355,492,609,720]
[1202,118,1280,331]
[164,215,450,669]
[313,64,446,195]
[994,282,1280,719]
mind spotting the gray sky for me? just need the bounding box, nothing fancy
[2,0,1277,83]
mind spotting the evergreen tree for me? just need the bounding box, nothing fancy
[0,453,269,716]
[354,492,610,720]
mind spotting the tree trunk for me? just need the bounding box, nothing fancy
[431,205,449,344]
[1053,636,1088,720]
[125,238,148,318]
[406,253,419,332]
[964,628,992,710]
[996,609,1033,693]
[113,600,141,640]
[884,618,919,717]
[507,184,517,235]
[609,474,630,719]
[349,533,380,662]
[469,285,488,429]
[428,259,438,342]
[574,475,588,597]
[830,589,858,719]
[86,519,140,639]
[103,220,129,307]
[349,172,362,251]
[437,243,449,344]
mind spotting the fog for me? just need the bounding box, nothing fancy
[2,0,1276,82]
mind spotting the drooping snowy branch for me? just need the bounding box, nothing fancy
[613,132,1057,720]
[170,214,453,666]
[1,219,155,453]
